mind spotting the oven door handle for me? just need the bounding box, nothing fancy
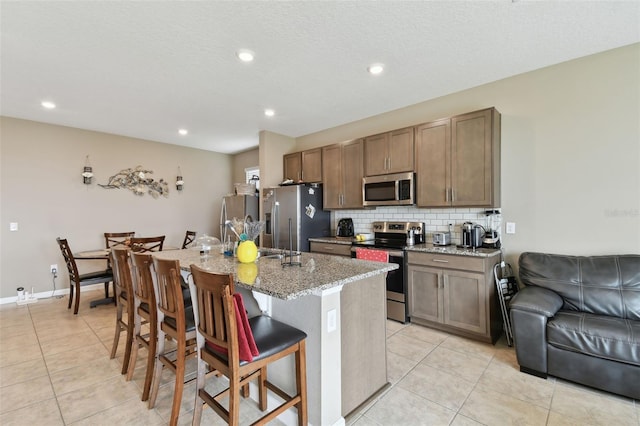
[351,247,404,258]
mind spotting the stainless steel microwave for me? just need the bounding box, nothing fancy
[362,172,415,207]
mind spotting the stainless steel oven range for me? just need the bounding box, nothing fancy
[351,221,425,323]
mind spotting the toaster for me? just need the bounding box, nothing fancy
[432,232,451,246]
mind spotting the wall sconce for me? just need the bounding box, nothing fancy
[176,167,184,191]
[82,155,94,184]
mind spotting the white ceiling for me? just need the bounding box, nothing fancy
[1,1,638,155]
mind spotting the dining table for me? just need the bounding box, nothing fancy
[73,246,179,308]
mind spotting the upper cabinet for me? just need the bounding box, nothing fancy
[283,152,302,182]
[281,107,500,208]
[283,148,323,183]
[415,108,501,207]
[414,119,451,207]
[364,127,414,176]
[322,139,364,209]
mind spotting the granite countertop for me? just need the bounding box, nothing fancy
[309,237,501,258]
[153,248,398,300]
[405,243,501,258]
[308,236,355,245]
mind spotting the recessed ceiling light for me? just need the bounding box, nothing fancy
[264,109,275,117]
[367,63,384,75]
[178,129,188,135]
[237,49,255,62]
[41,101,56,109]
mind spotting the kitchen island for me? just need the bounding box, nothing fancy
[153,248,398,426]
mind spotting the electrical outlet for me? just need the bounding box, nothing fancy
[50,264,58,275]
[327,309,337,333]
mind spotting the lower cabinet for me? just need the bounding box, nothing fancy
[407,251,500,343]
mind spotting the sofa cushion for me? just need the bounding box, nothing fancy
[519,253,640,320]
[547,311,640,366]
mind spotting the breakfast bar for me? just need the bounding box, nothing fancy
[153,248,398,426]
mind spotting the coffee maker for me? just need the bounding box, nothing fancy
[482,209,502,249]
[461,222,484,248]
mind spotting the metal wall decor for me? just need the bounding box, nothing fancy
[82,155,93,184]
[176,166,184,191]
[99,165,169,198]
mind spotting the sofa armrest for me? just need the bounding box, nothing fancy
[509,286,563,317]
[509,286,563,377]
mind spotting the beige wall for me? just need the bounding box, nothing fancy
[295,43,640,265]
[0,118,232,298]
[259,130,296,189]
[232,148,259,188]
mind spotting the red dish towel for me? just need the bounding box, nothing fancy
[356,248,389,263]
[206,293,259,362]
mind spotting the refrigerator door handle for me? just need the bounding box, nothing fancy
[273,201,279,249]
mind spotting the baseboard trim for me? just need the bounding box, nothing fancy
[0,283,106,305]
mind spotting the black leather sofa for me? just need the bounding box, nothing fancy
[509,252,640,399]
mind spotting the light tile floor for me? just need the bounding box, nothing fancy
[0,290,638,425]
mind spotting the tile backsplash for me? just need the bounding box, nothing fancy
[332,206,490,245]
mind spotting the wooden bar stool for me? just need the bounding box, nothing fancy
[189,264,308,426]
[148,257,197,426]
[109,247,135,375]
[128,252,157,402]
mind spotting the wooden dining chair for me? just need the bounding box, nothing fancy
[181,230,196,249]
[130,236,165,253]
[148,257,197,426]
[104,232,135,250]
[127,252,157,402]
[189,264,308,426]
[56,238,114,315]
[109,247,136,375]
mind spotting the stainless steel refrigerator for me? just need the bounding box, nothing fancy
[262,184,330,252]
[220,194,259,241]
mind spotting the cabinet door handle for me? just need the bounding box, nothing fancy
[432,259,449,263]
[451,189,455,202]
[445,188,449,202]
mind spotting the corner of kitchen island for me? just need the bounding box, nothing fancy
[153,249,397,426]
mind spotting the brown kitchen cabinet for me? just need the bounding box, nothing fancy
[283,148,323,183]
[322,139,364,209]
[407,251,501,343]
[309,241,353,257]
[415,108,500,207]
[364,127,414,176]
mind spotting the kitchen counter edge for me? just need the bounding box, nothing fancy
[309,238,501,258]
[406,244,501,258]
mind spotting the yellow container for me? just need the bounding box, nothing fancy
[236,240,258,263]
[237,262,258,285]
